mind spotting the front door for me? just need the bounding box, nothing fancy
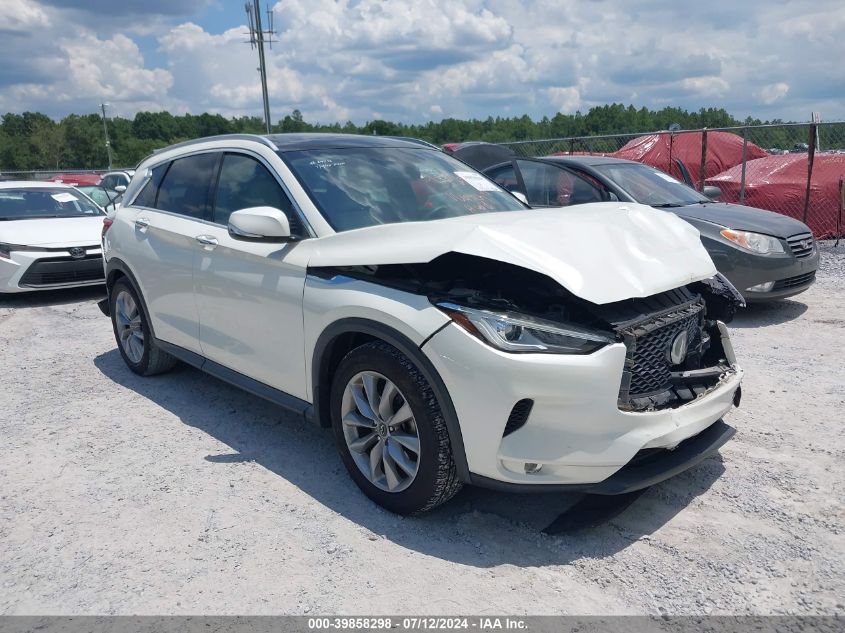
[192,152,309,400]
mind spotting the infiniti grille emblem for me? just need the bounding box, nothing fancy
[668,330,689,366]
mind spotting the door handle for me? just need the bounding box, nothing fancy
[135,217,150,231]
[195,235,219,249]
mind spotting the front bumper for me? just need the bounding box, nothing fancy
[0,247,104,293]
[470,419,735,494]
[422,322,742,488]
[705,238,819,302]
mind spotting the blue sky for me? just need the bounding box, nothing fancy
[1,0,844,125]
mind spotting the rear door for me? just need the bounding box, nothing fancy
[192,151,310,400]
[123,152,220,354]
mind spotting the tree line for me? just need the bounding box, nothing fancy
[0,104,800,172]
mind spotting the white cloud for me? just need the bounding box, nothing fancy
[0,0,843,124]
[59,34,173,104]
[547,86,582,114]
[758,82,790,105]
[0,0,51,30]
[681,76,730,98]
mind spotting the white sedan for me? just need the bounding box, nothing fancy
[0,181,106,293]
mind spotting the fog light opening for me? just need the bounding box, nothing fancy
[524,462,543,474]
[745,281,775,293]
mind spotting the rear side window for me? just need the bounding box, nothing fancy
[486,163,521,193]
[516,160,605,207]
[213,153,301,235]
[132,164,167,208]
[155,153,219,219]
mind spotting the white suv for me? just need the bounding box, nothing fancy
[101,133,744,514]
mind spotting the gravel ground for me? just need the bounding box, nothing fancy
[1,244,843,616]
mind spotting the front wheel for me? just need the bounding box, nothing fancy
[330,341,462,514]
[110,277,176,376]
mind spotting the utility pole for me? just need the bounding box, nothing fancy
[100,102,113,170]
[245,0,276,134]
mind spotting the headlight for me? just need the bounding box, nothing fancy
[720,228,785,255]
[436,302,614,354]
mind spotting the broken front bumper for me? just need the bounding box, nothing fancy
[421,321,742,489]
[469,419,736,494]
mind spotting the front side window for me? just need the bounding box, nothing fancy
[0,188,104,220]
[213,153,301,235]
[155,153,219,219]
[594,163,709,207]
[282,147,525,232]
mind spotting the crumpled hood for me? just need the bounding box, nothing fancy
[308,203,717,305]
[0,216,104,247]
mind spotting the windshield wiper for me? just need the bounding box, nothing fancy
[651,203,683,208]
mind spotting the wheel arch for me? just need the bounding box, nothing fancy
[105,257,157,340]
[312,318,470,483]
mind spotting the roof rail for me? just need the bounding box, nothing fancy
[150,134,278,155]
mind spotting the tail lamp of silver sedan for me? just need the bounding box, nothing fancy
[98,134,744,514]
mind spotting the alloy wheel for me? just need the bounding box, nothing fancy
[114,290,145,364]
[340,370,421,492]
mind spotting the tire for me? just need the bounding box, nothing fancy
[110,277,177,376]
[330,341,462,514]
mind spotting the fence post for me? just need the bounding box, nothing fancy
[803,123,817,223]
[837,178,843,246]
[698,128,708,191]
[739,128,748,205]
[668,132,674,173]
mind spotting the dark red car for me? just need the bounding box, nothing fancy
[46,173,102,186]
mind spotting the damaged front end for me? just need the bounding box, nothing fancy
[310,253,743,414]
[594,283,740,412]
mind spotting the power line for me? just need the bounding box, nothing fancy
[245,0,276,134]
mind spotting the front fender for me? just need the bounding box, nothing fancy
[304,275,469,482]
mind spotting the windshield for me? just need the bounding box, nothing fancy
[281,147,525,232]
[593,163,710,207]
[77,186,118,208]
[0,188,104,220]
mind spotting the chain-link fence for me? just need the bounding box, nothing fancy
[0,168,124,181]
[3,123,844,238]
[500,122,845,239]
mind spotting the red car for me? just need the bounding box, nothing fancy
[47,173,102,186]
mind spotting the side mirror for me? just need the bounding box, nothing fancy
[702,185,722,201]
[228,206,292,242]
[607,191,620,202]
[114,185,127,193]
[511,190,528,205]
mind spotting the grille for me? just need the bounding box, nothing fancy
[503,399,533,437]
[787,232,815,259]
[773,271,816,290]
[19,254,104,287]
[619,300,704,398]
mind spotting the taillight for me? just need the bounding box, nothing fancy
[102,217,114,239]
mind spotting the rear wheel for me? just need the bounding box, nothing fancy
[330,341,462,514]
[110,277,176,376]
